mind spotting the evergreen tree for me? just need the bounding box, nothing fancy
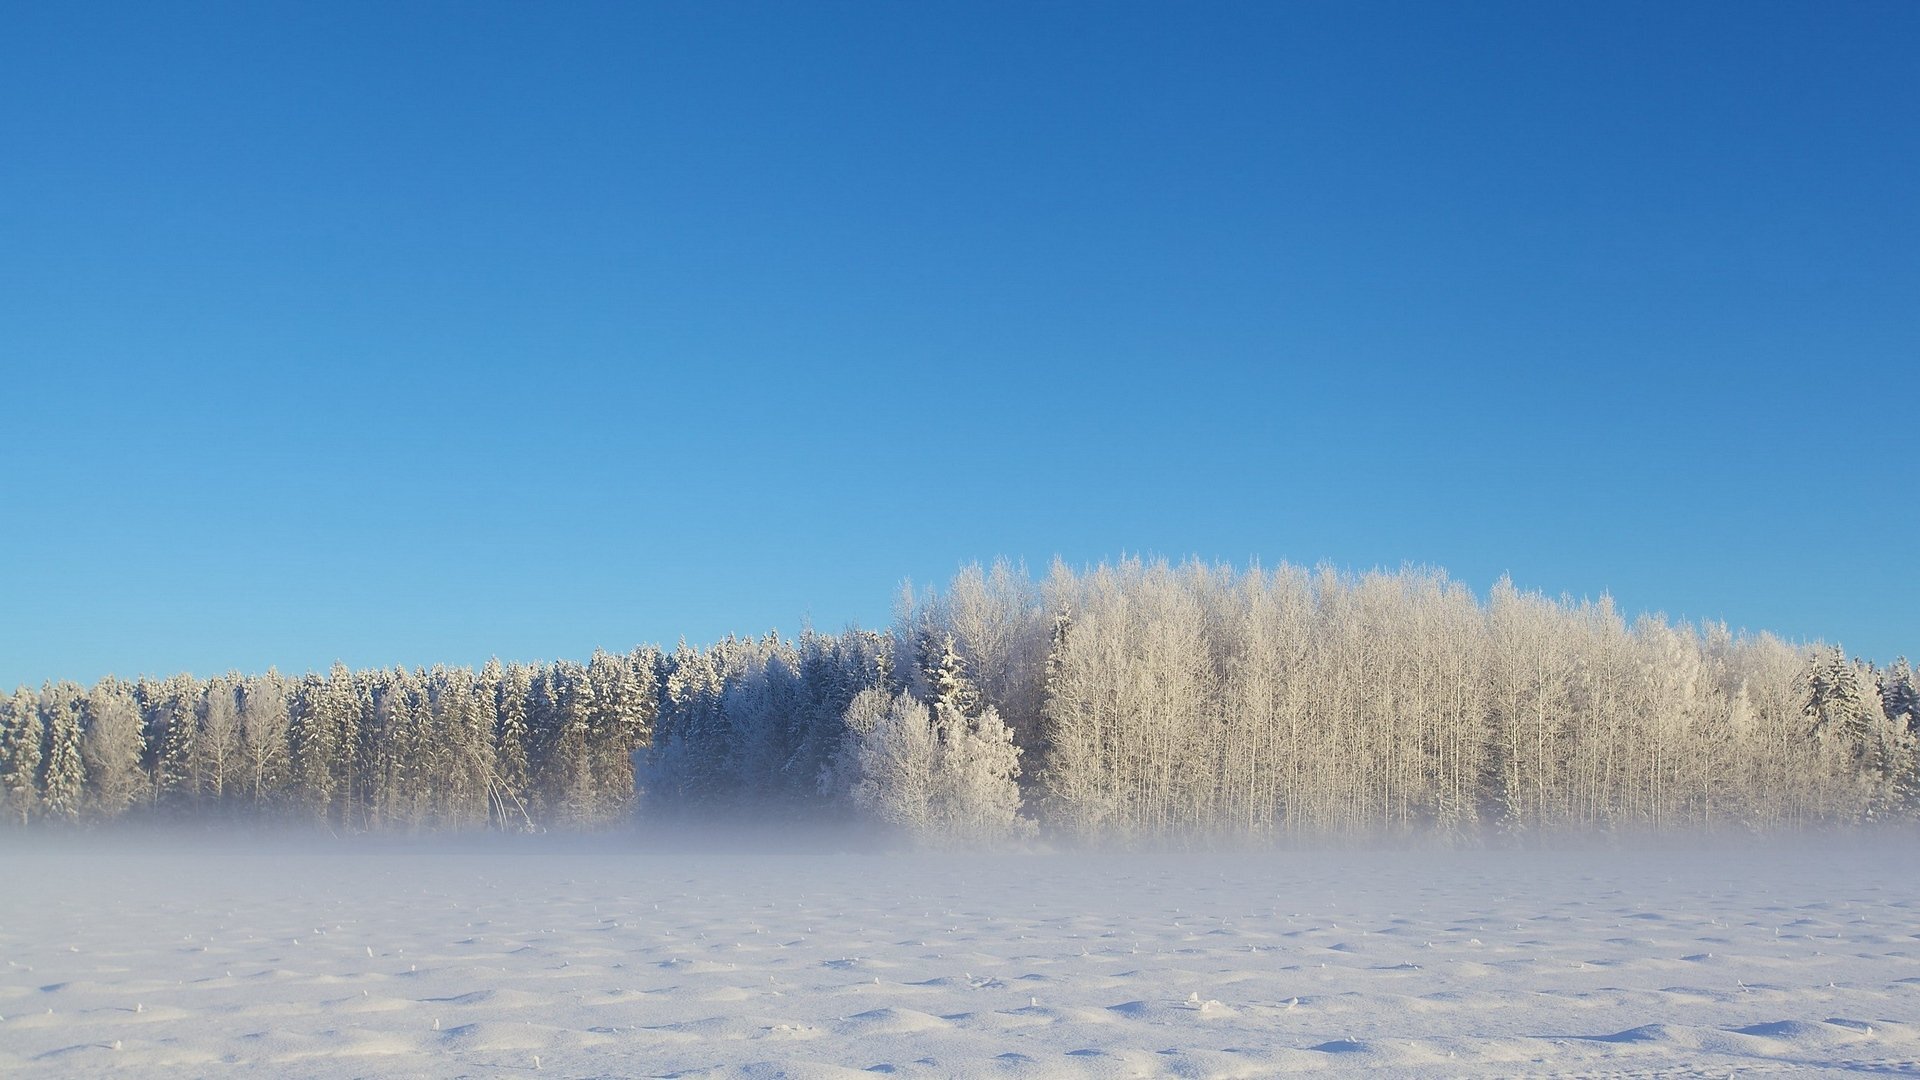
[368,667,430,829]
[38,684,86,820]
[647,642,728,808]
[287,672,338,820]
[147,674,204,807]
[333,663,374,827]
[430,665,495,829]
[922,633,980,720]
[530,661,596,822]
[493,662,535,827]
[842,641,1027,844]
[586,648,654,818]
[1881,658,1920,735]
[1800,647,1915,818]
[0,687,44,823]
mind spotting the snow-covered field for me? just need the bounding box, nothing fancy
[4,833,1919,1078]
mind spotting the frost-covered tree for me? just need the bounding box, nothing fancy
[585,647,656,817]
[933,561,1050,759]
[921,633,1026,840]
[1800,647,1914,817]
[821,685,888,805]
[197,674,244,805]
[0,557,1907,838]
[1881,658,1919,736]
[493,661,534,822]
[428,665,495,829]
[530,661,597,823]
[237,671,291,811]
[287,668,357,821]
[646,641,728,808]
[38,683,86,820]
[81,677,146,819]
[0,687,44,823]
[851,690,935,833]
[932,700,1026,842]
[367,667,429,828]
[838,640,1027,844]
[142,674,203,807]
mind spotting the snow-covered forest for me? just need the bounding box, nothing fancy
[2,559,1914,840]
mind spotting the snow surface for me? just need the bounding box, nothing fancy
[4,833,1920,1077]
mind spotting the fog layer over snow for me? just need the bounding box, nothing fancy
[4,833,1919,1077]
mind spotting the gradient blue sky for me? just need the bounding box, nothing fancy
[3,1,1914,686]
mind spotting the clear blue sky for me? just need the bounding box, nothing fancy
[3,1,1914,687]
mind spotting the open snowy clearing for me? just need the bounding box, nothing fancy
[3,835,1919,1078]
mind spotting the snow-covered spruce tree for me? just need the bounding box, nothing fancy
[0,687,44,823]
[645,641,728,810]
[282,664,353,824]
[715,636,801,808]
[38,683,86,821]
[143,673,203,809]
[492,661,535,825]
[428,665,495,829]
[367,667,429,829]
[1799,647,1915,818]
[792,630,889,805]
[839,636,1026,844]
[342,665,381,828]
[286,669,349,822]
[81,677,146,820]
[923,634,1027,842]
[583,647,657,819]
[1880,658,1919,737]
[529,661,596,824]
[932,561,1051,769]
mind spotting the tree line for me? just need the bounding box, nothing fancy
[0,653,656,830]
[2,558,1915,840]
